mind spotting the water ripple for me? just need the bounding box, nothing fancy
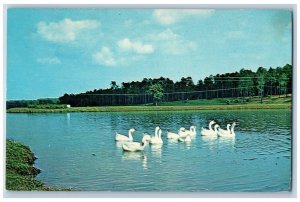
[7,110,292,191]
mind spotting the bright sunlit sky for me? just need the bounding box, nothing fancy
[7,8,292,100]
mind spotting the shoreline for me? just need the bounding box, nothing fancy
[6,103,291,113]
[6,139,71,191]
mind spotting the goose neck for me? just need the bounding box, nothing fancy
[227,124,231,132]
[231,124,236,134]
[214,125,219,131]
[128,131,133,140]
[158,130,162,139]
[155,127,160,137]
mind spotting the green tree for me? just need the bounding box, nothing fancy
[256,67,267,104]
[110,81,119,90]
[196,79,204,91]
[282,64,292,95]
[203,75,214,98]
[238,69,255,100]
[147,84,164,106]
[279,73,288,97]
[267,67,278,96]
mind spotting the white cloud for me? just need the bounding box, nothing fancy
[36,57,61,65]
[153,9,215,25]
[155,29,179,40]
[118,38,154,54]
[93,46,116,66]
[149,29,196,55]
[37,18,99,43]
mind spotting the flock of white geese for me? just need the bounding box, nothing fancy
[115,120,236,152]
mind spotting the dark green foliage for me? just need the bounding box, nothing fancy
[28,104,67,109]
[7,95,291,113]
[256,67,267,103]
[6,173,42,191]
[6,139,42,190]
[7,98,59,109]
[59,64,292,106]
[147,84,164,106]
[6,100,38,109]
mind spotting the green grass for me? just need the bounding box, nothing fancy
[28,104,68,109]
[160,95,292,106]
[7,95,292,113]
[6,139,71,191]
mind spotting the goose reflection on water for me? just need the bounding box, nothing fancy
[167,138,179,144]
[201,135,219,151]
[217,135,236,148]
[201,134,236,150]
[121,151,148,170]
[150,144,163,158]
[177,138,193,150]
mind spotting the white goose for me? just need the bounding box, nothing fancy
[115,128,136,142]
[201,120,216,136]
[201,124,220,136]
[218,122,236,137]
[231,122,236,136]
[185,126,197,137]
[178,134,192,143]
[217,124,231,137]
[167,127,185,140]
[142,132,152,141]
[150,128,163,144]
[122,135,151,152]
[148,126,160,143]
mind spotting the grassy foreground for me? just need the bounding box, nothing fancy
[7,96,292,113]
[6,139,71,191]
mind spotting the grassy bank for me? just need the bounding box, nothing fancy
[6,139,71,191]
[6,103,291,113]
[7,96,292,113]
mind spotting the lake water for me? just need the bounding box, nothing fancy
[6,110,292,192]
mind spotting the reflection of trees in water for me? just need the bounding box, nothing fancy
[109,113,133,133]
[199,110,291,135]
[227,110,291,134]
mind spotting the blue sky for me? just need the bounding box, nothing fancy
[7,8,292,100]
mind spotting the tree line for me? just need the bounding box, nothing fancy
[6,98,59,109]
[58,64,292,107]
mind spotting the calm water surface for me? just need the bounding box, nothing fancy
[6,110,291,191]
